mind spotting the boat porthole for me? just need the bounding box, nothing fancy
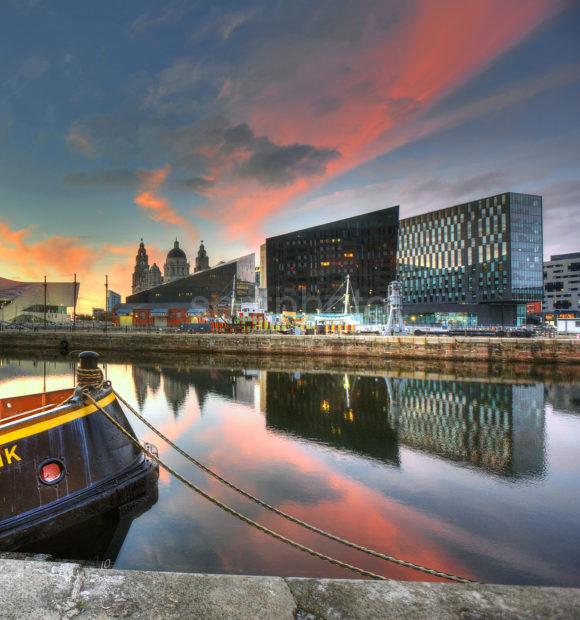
[38,459,66,485]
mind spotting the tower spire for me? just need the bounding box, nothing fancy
[195,239,209,272]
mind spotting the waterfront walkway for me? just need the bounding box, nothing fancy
[1,556,580,619]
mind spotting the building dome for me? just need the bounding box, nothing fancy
[164,239,190,283]
[167,240,186,259]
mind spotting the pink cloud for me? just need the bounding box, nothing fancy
[134,165,197,238]
[204,0,562,240]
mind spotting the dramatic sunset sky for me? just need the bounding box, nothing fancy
[1,0,579,311]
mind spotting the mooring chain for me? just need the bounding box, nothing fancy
[84,392,388,581]
[111,389,474,584]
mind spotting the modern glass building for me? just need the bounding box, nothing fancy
[543,252,580,320]
[265,207,399,313]
[126,253,255,308]
[397,192,543,326]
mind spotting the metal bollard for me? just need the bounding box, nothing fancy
[79,351,99,370]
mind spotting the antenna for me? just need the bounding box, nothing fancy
[344,275,350,315]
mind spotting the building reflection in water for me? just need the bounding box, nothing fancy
[264,373,545,478]
[544,383,580,415]
[131,364,257,415]
[390,379,545,478]
[265,373,400,465]
[129,363,547,479]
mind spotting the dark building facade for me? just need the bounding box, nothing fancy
[397,192,543,326]
[265,207,399,312]
[127,253,255,308]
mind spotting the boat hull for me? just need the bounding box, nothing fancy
[0,387,158,549]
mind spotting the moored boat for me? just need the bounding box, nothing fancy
[0,351,158,550]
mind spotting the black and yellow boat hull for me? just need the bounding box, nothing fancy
[0,386,158,549]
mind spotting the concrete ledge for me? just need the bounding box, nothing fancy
[1,331,579,365]
[1,558,579,619]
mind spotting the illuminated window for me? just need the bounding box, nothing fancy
[320,261,330,267]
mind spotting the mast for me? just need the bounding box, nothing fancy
[230,273,237,317]
[344,274,350,315]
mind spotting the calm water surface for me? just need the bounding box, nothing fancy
[1,356,580,586]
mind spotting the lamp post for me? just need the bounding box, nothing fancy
[73,273,77,330]
[104,274,108,333]
[43,275,47,329]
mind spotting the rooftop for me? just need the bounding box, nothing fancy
[549,252,580,261]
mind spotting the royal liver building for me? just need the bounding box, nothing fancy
[132,238,208,294]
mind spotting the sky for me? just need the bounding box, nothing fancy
[1,0,579,312]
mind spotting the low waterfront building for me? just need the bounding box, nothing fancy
[265,207,400,313]
[398,192,544,326]
[126,253,256,310]
[554,318,580,334]
[543,252,580,322]
[113,302,197,328]
[0,277,79,323]
[92,307,105,320]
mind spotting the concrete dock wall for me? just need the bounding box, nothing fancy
[1,557,579,619]
[1,330,579,364]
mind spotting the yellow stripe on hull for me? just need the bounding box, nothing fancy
[0,392,117,447]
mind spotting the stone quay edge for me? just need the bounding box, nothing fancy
[0,557,579,619]
[1,331,579,364]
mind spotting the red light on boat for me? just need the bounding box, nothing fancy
[39,460,65,485]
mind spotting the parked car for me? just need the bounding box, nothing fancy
[179,323,211,333]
